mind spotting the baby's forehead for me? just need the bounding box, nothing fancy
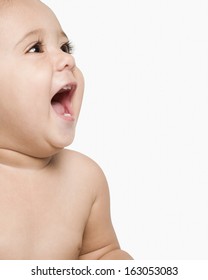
[0,0,26,13]
[0,0,65,45]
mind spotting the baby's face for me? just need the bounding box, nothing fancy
[0,0,84,158]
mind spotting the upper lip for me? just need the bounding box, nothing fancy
[51,82,77,100]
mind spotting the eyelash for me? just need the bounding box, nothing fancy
[61,41,74,54]
[27,41,74,54]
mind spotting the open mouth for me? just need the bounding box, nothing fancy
[51,84,76,121]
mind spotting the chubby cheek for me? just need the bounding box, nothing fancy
[11,63,52,123]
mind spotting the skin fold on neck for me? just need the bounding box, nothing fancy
[0,148,53,170]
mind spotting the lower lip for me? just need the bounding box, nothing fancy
[61,114,75,122]
[51,107,75,122]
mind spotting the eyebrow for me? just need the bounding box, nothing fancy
[15,28,69,47]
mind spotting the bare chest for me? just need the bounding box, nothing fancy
[0,177,90,260]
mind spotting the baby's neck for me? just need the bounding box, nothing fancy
[0,148,52,171]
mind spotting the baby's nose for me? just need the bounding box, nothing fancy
[54,50,75,72]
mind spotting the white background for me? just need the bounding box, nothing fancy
[42,0,208,259]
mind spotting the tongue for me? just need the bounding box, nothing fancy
[51,102,65,115]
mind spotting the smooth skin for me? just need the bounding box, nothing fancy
[0,0,133,260]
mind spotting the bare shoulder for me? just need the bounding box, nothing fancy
[53,149,108,194]
[55,149,105,175]
[52,149,133,260]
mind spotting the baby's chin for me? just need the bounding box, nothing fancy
[48,129,75,149]
[18,134,75,159]
[50,134,75,152]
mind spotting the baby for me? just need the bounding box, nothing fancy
[0,0,133,260]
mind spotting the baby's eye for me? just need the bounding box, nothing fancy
[28,42,44,53]
[61,41,73,54]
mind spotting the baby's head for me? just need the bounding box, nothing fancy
[0,0,84,158]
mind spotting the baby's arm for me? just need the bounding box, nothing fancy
[78,161,133,260]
